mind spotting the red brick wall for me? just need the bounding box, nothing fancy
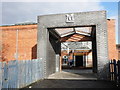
[0,28,2,61]
[107,19,118,60]
[1,24,37,61]
[0,19,118,62]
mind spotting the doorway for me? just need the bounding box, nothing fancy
[75,55,83,67]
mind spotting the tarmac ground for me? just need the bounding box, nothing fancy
[21,69,119,88]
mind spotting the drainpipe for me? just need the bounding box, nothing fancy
[73,49,76,66]
[16,29,18,60]
[67,46,69,54]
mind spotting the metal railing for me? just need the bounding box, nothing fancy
[109,59,120,87]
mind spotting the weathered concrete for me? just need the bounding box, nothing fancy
[23,80,117,88]
[37,11,109,80]
[47,70,97,80]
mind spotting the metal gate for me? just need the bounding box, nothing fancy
[2,61,18,88]
[0,59,44,89]
[109,60,120,86]
[2,62,8,89]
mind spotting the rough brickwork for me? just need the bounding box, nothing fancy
[1,24,37,61]
[107,19,118,60]
[0,28,2,61]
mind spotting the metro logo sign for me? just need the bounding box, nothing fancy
[66,14,74,23]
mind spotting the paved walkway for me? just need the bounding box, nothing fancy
[47,70,97,80]
[23,79,117,88]
[21,69,118,88]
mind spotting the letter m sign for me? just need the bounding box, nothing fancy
[66,14,74,23]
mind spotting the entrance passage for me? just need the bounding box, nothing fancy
[58,27,94,70]
[47,70,97,80]
[44,26,97,78]
[75,55,83,67]
[38,11,109,80]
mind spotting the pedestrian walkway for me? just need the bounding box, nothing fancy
[22,79,117,88]
[20,69,118,88]
[47,69,97,80]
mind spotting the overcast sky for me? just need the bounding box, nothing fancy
[0,0,119,43]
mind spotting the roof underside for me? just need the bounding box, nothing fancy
[55,27,92,37]
[54,27,92,42]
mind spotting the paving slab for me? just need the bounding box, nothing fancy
[47,71,97,80]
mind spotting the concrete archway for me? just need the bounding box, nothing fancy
[37,11,109,80]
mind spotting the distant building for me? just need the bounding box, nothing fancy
[116,44,120,60]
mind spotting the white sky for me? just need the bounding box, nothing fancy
[1,0,120,2]
[1,2,105,25]
[0,0,119,44]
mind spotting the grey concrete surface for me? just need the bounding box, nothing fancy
[63,69,93,73]
[22,79,117,88]
[47,70,97,80]
[20,69,118,89]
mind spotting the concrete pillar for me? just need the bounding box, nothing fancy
[56,54,60,72]
[73,55,76,66]
[37,11,109,80]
